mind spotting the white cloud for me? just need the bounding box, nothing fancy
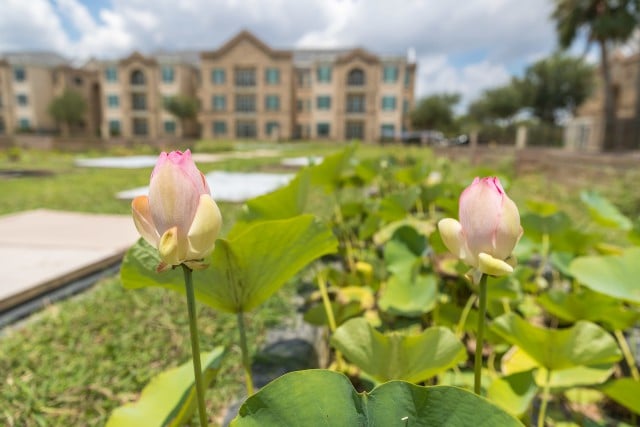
[0,0,70,52]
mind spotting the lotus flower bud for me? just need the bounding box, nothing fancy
[132,150,222,271]
[438,177,522,278]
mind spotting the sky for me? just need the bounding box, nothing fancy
[0,0,568,110]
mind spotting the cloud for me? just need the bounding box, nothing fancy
[0,0,70,52]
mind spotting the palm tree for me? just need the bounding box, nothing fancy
[552,0,640,150]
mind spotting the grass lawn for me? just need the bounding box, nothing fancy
[1,140,638,426]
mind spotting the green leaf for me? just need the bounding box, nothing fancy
[377,187,421,221]
[378,273,438,317]
[569,247,640,304]
[535,365,614,388]
[122,215,338,313]
[487,370,538,417]
[231,370,523,426]
[580,190,632,230]
[372,218,435,246]
[537,288,639,331]
[491,313,622,371]
[331,318,466,383]
[600,378,640,415]
[106,347,225,427]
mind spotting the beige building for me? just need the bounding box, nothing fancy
[1,31,416,142]
[565,52,640,151]
[200,31,416,141]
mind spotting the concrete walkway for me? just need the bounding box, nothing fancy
[0,209,139,312]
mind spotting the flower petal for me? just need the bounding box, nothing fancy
[158,226,182,266]
[438,218,476,266]
[132,196,160,246]
[186,194,222,260]
[478,252,514,276]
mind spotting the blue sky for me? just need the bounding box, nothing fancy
[0,0,571,109]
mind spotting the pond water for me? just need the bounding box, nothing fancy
[117,171,294,202]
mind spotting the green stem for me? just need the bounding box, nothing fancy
[181,265,208,427]
[538,368,552,427]
[474,274,488,395]
[236,311,255,396]
[615,329,640,381]
[456,294,477,339]
[317,273,337,333]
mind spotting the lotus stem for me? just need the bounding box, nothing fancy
[614,329,640,381]
[236,311,255,396]
[474,274,488,395]
[181,264,208,427]
[537,368,552,427]
[317,271,345,369]
[456,293,477,339]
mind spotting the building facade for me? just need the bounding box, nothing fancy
[0,31,416,142]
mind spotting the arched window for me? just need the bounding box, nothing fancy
[347,68,365,86]
[130,69,145,85]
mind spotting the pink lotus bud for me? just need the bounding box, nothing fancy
[438,177,522,277]
[132,150,222,270]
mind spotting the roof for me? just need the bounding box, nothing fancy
[201,30,292,60]
[0,51,69,67]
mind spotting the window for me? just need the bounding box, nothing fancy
[265,95,280,111]
[235,94,256,112]
[161,66,175,83]
[107,95,119,108]
[212,95,226,111]
[404,67,411,88]
[403,99,410,114]
[213,121,227,135]
[212,68,226,84]
[265,68,280,84]
[14,67,26,82]
[16,94,28,106]
[317,65,331,83]
[130,69,145,85]
[265,121,280,137]
[382,96,397,111]
[381,124,395,139]
[132,93,147,111]
[236,120,256,138]
[346,94,365,113]
[316,96,331,110]
[297,98,311,112]
[108,119,121,136]
[383,65,398,83]
[164,120,176,134]
[105,67,118,82]
[0,118,5,134]
[73,76,83,86]
[133,118,148,135]
[235,68,256,86]
[18,118,30,129]
[297,69,311,87]
[317,122,330,138]
[347,68,365,86]
[345,121,364,140]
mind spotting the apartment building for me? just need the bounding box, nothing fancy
[86,51,199,139]
[0,52,68,135]
[1,31,416,142]
[200,31,416,141]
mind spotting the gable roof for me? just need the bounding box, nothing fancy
[201,30,292,60]
[119,51,157,66]
[335,48,380,65]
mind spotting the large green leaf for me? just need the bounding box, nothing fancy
[487,370,538,417]
[580,190,632,230]
[121,215,338,313]
[569,247,640,304]
[106,347,225,427]
[231,370,523,426]
[331,318,466,383]
[491,314,621,371]
[378,273,438,317]
[537,288,639,330]
[600,378,640,415]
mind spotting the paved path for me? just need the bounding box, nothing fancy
[0,210,139,312]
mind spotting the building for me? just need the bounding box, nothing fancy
[565,52,640,151]
[199,31,416,141]
[1,31,417,142]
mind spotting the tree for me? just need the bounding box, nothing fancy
[164,95,199,137]
[410,93,461,133]
[48,89,86,137]
[468,81,523,123]
[552,0,640,149]
[519,53,595,124]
